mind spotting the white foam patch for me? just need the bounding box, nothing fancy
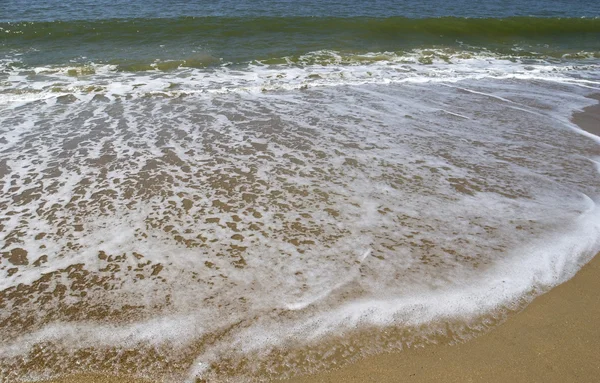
[0,50,599,105]
[1,58,600,381]
[2,315,203,358]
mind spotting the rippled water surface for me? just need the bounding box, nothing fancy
[2,0,600,21]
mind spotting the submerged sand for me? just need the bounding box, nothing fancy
[32,96,600,383]
[287,253,600,383]
[38,251,600,383]
[286,94,600,383]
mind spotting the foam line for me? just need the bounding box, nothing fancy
[1,60,600,381]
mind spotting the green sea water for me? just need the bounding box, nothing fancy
[2,16,600,70]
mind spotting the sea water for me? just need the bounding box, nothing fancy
[1,1,600,381]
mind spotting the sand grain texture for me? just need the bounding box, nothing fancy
[40,252,600,383]
[286,93,600,383]
[32,97,600,383]
[573,94,600,137]
[287,253,600,383]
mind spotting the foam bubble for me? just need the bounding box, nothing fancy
[1,50,599,105]
[1,54,600,381]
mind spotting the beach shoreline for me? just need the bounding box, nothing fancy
[24,96,600,383]
[573,94,600,137]
[36,248,600,383]
[285,254,600,383]
[283,93,600,383]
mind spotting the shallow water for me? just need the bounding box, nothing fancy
[2,1,600,382]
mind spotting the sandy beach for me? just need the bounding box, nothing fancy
[573,94,600,137]
[285,95,600,383]
[282,95,600,383]
[31,97,600,383]
[286,252,600,383]
[42,253,600,383]
[2,2,600,382]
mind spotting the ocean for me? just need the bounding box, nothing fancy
[1,1,600,382]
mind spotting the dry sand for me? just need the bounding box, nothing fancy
[37,96,600,383]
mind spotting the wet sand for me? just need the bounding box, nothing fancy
[287,252,600,383]
[285,94,600,383]
[39,252,600,383]
[573,94,600,137]
[35,96,600,383]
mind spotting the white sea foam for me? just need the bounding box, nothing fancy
[1,52,600,381]
[1,50,599,105]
